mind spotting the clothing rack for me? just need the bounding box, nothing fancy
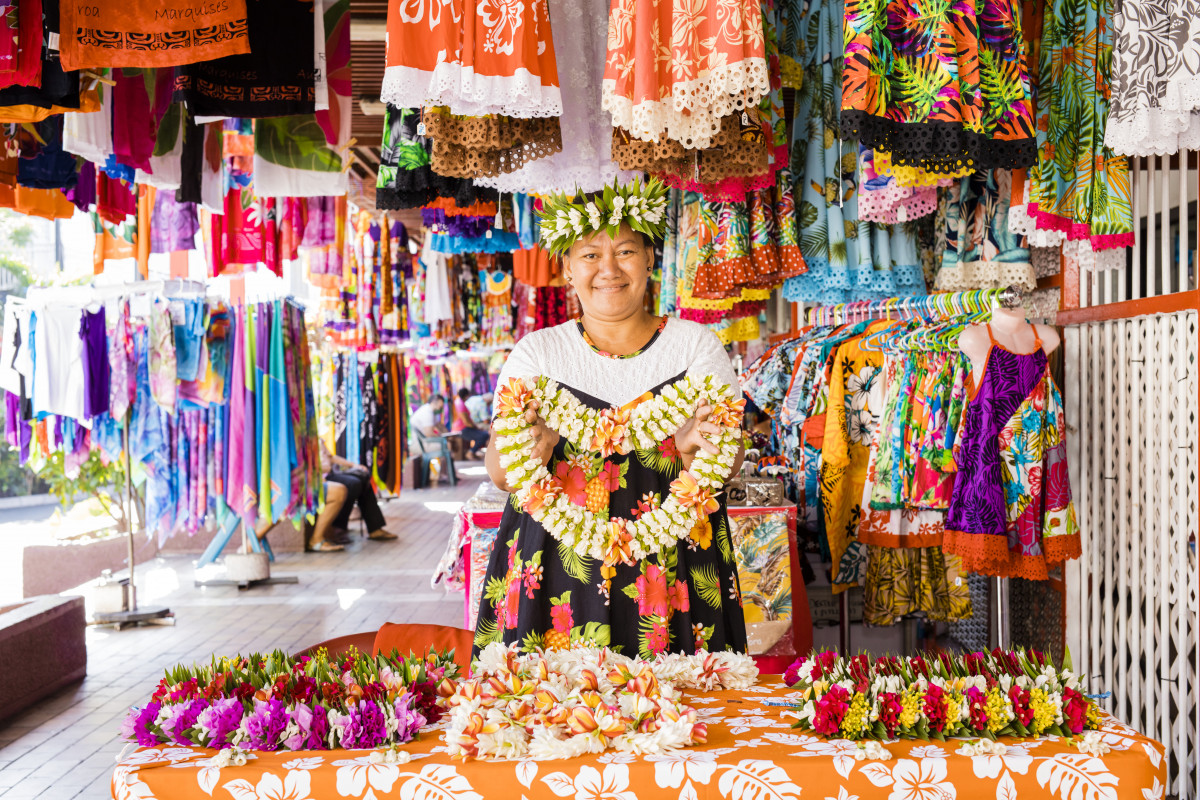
[798,287,1022,654]
[804,288,1022,326]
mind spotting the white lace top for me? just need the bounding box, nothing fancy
[475,0,635,194]
[1106,0,1200,155]
[496,318,737,407]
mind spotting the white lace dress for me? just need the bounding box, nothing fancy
[476,0,636,194]
[1106,0,1200,155]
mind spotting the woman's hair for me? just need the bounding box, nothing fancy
[457,387,471,401]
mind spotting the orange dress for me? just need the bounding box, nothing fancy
[382,0,560,118]
[603,0,770,149]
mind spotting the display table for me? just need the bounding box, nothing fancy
[110,676,1166,800]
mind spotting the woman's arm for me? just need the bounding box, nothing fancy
[484,430,511,492]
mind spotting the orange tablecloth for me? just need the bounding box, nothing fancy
[111,677,1167,800]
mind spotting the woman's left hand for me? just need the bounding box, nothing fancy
[674,401,722,468]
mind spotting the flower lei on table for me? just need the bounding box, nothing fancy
[119,648,459,752]
[493,374,744,573]
[783,649,1103,742]
[537,177,669,256]
[444,643,758,760]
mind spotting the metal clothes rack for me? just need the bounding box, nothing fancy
[799,287,1024,654]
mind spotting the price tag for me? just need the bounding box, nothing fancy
[47,32,59,51]
[416,122,427,136]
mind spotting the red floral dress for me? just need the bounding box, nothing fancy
[473,371,747,658]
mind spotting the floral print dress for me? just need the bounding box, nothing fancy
[473,338,747,658]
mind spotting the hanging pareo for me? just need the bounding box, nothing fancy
[492,375,744,567]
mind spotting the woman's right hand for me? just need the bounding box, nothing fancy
[525,401,561,466]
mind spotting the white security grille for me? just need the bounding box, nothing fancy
[1064,311,1199,797]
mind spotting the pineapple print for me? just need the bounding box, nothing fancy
[546,592,573,649]
[585,477,610,513]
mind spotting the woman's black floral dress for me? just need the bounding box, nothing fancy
[473,363,748,658]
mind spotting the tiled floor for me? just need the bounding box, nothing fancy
[0,468,483,799]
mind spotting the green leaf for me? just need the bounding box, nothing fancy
[691,564,723,609]
[484,576,507,604]
[717,516,733,564]
[558,540,593,584]
[521,631,545,651]
[577,622,610,647]
[622,583,640,601]
[474,619,502,649]
[254,116,342,173]
[154,104,183,157]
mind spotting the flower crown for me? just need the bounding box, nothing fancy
[537,177,669,256]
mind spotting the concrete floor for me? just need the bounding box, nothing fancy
[0,467,483,799]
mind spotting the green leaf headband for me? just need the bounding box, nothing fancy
[536,177,669,257]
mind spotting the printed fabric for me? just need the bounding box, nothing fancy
[781,0,927,305]
[474,376,748,658]
[1026,0,1134,251]
[944,339,1081,579]
[840,0,1037,172]
[475,0,634,194]
[602,0,770,149]
[149,297,177,413]
[1106,0,1200,156]
[935,169,1035,291]
[381,0,561,118]
[59,0,250,70]
[174,0,314,117]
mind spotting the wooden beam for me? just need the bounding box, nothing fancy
[1056,289,1200,325]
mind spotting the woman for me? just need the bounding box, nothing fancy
[478,178,747,657]
[451,388,490,459]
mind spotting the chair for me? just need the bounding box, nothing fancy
[414,429,458,487]
[298,623,473,672]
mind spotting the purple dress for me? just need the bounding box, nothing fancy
[945,324,1080,579]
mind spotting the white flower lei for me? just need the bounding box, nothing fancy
[493,374,744,565]
[445,644,759,760]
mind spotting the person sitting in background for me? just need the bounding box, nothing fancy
[451,388,490,459]
[465,391,493,427]
[306,481,348,552]
[410,395,446,438]
[319,440,398,542]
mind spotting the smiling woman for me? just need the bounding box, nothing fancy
[475,178,747,660]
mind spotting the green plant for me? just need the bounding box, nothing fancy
[37,449,129,531]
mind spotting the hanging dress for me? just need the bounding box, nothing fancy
[944,325,1081,579]
[381,0,560,118]
[474,319,747,657]
[840,0,1037,173]
[602,0,771,149]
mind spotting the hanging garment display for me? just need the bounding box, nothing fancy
[381,0,560,118]
[602,0,770,150]
[741,292,1081,625]
[59,0,251,70]
[839,0,1036,173]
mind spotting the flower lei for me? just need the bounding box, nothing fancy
[537,177,670,256]
[784,649,1102,742]
[119,648,458,752]
[493,374,744,568]
[444,644,758,760]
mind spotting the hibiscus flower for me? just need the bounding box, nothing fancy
[551,603,573,633]
[598,462,623,492]
[689,518,712,549]
[657,436,680,462]
[668,581,690,613]
[647,621,670,655]
[555,461,589,506]
[635,565,670,617]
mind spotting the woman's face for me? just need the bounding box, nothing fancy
[563,224,653,322]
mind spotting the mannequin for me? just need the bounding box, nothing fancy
[958,303,1060,389]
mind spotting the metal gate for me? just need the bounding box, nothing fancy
[1063,311,1199,798]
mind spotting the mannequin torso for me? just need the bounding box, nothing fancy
[959,307,1060,390]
